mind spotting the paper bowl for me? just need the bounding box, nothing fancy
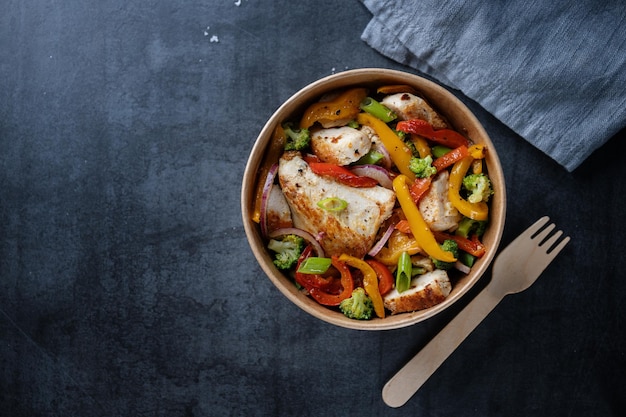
[242,68,506,330]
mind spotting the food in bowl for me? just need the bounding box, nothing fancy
[250,78,498,322]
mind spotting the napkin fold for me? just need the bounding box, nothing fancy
[361,0,626,171]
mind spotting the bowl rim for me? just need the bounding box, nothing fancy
[241,68,506,330]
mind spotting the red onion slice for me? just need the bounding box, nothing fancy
[268,227,325,258]
[454,261,471,274]
[350,164,393,189]
[367,222,395,257]
[376,143,392,170]
[259,163,279,238]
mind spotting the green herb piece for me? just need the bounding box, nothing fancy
[297,257,332,274]
[317,197,348,212]
[360,97,397,123]
[396,251,412,293]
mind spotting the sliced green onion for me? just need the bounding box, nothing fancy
[354,150,384,166]
[396,251,412,293]
[360,97,397,123]
[431,145,452,158]
[297,257,332,274]
[411,267,426,276]
[347,120,360,129]
[317,197,348,212]
[459,252,476,268]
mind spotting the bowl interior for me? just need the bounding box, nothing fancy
[242,68,506,330]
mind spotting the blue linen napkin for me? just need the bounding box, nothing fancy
[361,0,626,171]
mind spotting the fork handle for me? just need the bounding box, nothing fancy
[382,287,503,408]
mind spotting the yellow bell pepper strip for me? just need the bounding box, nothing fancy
[373,229,421,266]
[338,254,385,318]
[468,144,486,159]
[410,134,431,158]
[393,174,457,263]
[469,144,485,174]
[252,124,286,223]
[448,156,489,221]
[300,88,368,129]
[357,112,416,182]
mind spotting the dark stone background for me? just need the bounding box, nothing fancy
[1,1,624,416]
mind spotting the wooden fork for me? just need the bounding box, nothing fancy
[382,216,571,408]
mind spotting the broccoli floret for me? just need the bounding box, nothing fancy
[282,122,310,151]
[339,287,374,320]
[431,239,459,270]
[267,234,305,270]
[462,173,494,203]
[409,155,437,178]
[401,134,419,157]
[456,217,488,238]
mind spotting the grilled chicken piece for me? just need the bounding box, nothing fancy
[265,186,293,232]
[383,269,452,314]
[381,93,448,129]
[311,126,372,166]
[278,151,395,258]
[419,171,462,232]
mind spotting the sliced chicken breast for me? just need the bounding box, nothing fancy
[278,151,396,258]
[383,269,452,314]
[265,186,293,232]
[311,126,372,166]
[419,171,462,232]
[381,93,448,129]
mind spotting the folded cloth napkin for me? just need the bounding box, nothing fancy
[361,0,626,171]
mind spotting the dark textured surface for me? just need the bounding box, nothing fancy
[1,1,624,416]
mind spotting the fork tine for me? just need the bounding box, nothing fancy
[523,216,550,239]
[541,229,563,250]
[548,235,570,256]
[532,222,556,244]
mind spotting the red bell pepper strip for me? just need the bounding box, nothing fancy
[294,246,335,291]
[396,119,469,149]
[433,231,486,258]
[433,145,469,172]
[309,256,355,306]
[307,161,378,188]
[409,176,433,203]
[394,219,411,234]
[365,258,394,296]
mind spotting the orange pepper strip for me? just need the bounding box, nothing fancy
[395,219,411,234]
[448,156,489,221]
[393,174,456,263]
[357,113,416,182]
[409,177,432,204]
[300,88,368,129]
[376,84,418,95]
[433,145,469,172]
[338,254,385,319]
[373,229,421,266]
